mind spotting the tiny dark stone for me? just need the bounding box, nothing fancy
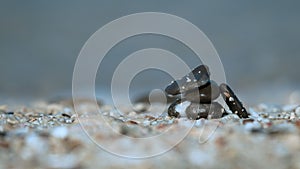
[119,125,131,135]
[242,118,255,125]
[62,113,71,118]
[0,131,7,137]
[144,115,156,120]
[127,120,139,125]
[5,112,14,115]
[38,131,50,138]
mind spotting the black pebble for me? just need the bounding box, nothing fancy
[165,80,180,95]
[5,112,14,115]
[186,102,226,120]
[183,80,220,103]
[165,65,210,95]
[219,83,248,118]
[0,131,7,137]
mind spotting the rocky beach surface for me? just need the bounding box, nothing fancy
[0,100,300,169]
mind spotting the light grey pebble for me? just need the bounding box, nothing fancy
[244,121,262,132]
[282,104,298,112]
[150,121,158,126]
[142,120,151,126]
[295,107,300,116]
[290,113,296,120]
[133,103,148,113]
[65,119,73,124]
[220,114,240,124]
[51,126,68,139]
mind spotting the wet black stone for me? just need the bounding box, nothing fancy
[219,83,248,118]
[191,65,210,82]
[186,102,226,120]
[165,81,180,95]
[166,64,248,120]
[165,65,210,95]
[183,80,220,103]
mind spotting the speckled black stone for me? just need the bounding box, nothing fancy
[185,102,226,120]
[183,80,220,103]
[165,65,210,95]
[219,83,248,118]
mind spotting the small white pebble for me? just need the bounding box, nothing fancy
[186,77,191,82]
[175,101,191,117]
[128,111,136,116]
[257,117,263,122]
[284,115,290,119]
[51,126,68,139]
[269,115,276,120]
[244,121,262,131]
[151,121,158,125]
[220,114,240,123]
[133,103,147,112]
[65,119,73,124]
[290,112,296,120]
[143,120,150,126]
[295,107,300,116]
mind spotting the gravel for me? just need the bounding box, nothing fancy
[0,101,300,169]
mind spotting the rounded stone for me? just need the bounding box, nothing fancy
[183,80,220,103]
[165,65,210,95]
[185,102,225,120]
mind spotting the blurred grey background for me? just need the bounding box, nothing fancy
[0,0,300,105]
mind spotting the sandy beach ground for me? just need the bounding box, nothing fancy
[1,99,300,169]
